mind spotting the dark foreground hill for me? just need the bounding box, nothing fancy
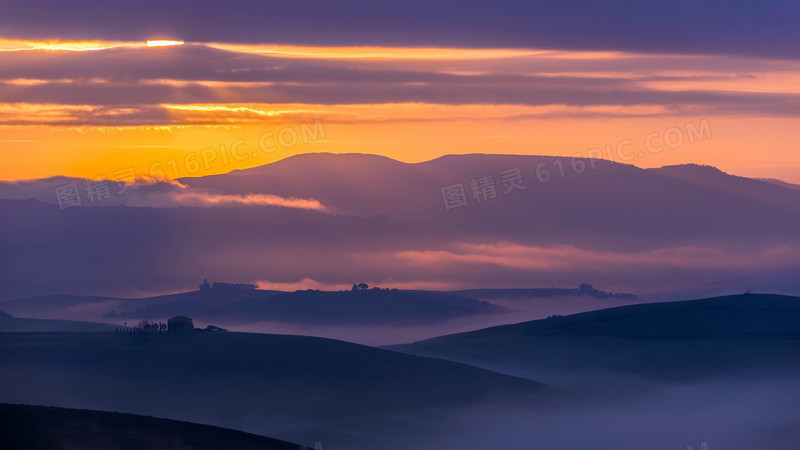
[0,331,557,448]
[0,403,301,450]
[390,294,800,386]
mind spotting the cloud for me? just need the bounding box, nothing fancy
[0,175,326,211]
[1,1,798,58]
[392,242,800,272]
[2,41,800,126]
[129,190,326,210]
[253,278,350,292]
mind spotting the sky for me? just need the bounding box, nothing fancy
[1,1,799,182]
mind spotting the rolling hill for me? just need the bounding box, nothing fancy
[106,288,498,325]
[390,294,800,386]
[0,330,559,448]
[2,288,498,326]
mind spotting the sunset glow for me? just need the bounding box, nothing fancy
[0,38,136,51]
[2,39,800,182]
[145,39,184,47]
[1,34,800,184]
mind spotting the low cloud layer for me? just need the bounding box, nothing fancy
[393,242,800,273]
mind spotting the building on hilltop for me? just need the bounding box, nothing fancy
[167,315,194,332]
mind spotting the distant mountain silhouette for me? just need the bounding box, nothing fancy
[5,153,798,244]
[760,177,800,192]
[1,153,799,298]
[180,154,800,244]
[651,163,800,209]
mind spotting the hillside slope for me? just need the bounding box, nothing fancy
[0,331,558,448]
[390,294,800,385]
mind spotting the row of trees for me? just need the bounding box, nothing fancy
[138,320,166,332]
[116,320,167,333]
[350,283,398,292]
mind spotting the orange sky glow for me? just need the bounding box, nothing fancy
[1,39,799,182]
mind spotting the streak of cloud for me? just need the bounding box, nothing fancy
[131,190,326,211]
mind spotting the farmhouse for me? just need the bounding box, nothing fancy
[167,315,194,332]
